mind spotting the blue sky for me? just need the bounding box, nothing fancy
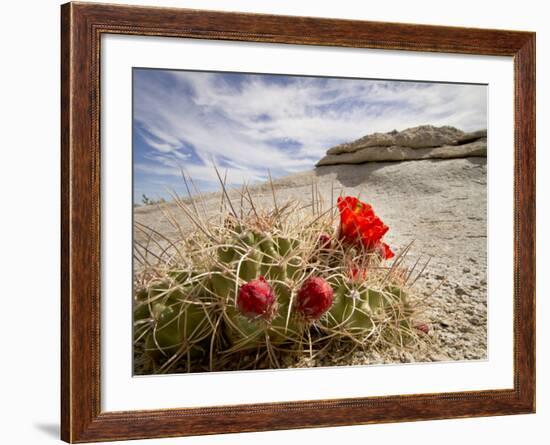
[133,68,487,202]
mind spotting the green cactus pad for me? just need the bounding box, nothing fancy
[137,282,211,362]
[210,270,235,300]
[285,256,302,281]
[223,305,267,350]
[133,288,152,321]
[326,285,374,332]
[275,237,293,257]
[144,299,210,361]
[258,238,287,281]
[167,269,191,284]
[217,245,236,263]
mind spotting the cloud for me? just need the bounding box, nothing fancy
[133,69,486,198]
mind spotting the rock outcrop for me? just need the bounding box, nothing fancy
[317,125,487,166]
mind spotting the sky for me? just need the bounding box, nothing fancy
[133,68,487,202]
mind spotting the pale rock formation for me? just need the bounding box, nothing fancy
[318,125,487,166]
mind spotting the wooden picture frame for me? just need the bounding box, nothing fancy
[61,2,535,442]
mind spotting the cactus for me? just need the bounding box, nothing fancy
[384,285,414,337]
[223,306,268,350]
[134,186,429,374]
[209,229,306,351]
[222,277,301,350]
[326,280,410,335]
[267,281,302,343]
[210,269,234,299]
[133,280,174,327]
[133,287,153,322]
[136,281,212,362]
[167,269,191,284]
[146,304,210,360]
[326,284,376,332]
[259,237,287,281]
[217,246,235,263]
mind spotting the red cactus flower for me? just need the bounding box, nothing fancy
[375,242,395,260]
[237,276,276,321]
[348,266,368,282]
[337,196,393,258]
[296,276,334,320]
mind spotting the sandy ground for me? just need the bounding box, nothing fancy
[135,157,487,365]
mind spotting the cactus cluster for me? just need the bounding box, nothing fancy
[134,191,426,374]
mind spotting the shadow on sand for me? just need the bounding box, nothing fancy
[314,157,486,188]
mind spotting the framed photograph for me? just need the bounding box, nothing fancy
[61,2,535,442]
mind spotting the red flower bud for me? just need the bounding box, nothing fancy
[296,276,334,320]
[317,233,332,250]
[415,323,430,334]
[237,276,276,321]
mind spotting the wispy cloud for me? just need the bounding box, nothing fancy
[133,69,486,200]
